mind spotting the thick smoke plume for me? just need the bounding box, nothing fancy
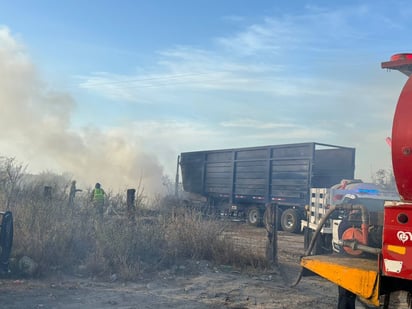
[0,27,165,195]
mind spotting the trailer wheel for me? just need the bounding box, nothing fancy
[247,207,263,227]
[0,211,13,274]
[280,209,301,233]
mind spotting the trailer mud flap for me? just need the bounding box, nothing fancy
[301,255,380,307]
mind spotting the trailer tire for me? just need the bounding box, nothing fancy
[247,207,263,227]
[280,209,301,233]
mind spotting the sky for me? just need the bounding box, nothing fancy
[0,0,411,194]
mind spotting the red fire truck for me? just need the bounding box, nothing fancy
[297,54,412,308]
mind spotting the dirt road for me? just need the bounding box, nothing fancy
[0,224,341,309]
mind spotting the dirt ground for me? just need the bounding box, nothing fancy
[0,223,356,309]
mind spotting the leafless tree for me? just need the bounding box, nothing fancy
[0,157,26,209]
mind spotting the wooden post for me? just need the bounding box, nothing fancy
[271,203,278,266]
[44,186,52,202]
[265,203,278,266]
[127,189,136,218]
[175,155,180,198]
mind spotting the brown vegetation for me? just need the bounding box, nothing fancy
[0,157,268,280]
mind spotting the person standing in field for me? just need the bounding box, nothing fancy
[68,180,82,207]
[91,183,105,215]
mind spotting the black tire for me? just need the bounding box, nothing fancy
[280,208,301,233]
[0,211,13,273]
[247,206,263,227]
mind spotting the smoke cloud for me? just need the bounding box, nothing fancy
[0,27,165,195]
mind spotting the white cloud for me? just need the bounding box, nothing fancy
[78,5,383,106]
[216,17,298,56]
[220,119,296,129]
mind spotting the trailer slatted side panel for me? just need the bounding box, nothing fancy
[180,142,355,207]
[269,144,313,205]
[271,160,311,199]
[233,149,268,198]
[205,161,231,194]
[234,160,267,196]
[204,151,232,194]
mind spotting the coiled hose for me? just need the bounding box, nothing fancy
[290,204,369,287]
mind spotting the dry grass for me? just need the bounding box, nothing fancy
[0,158,269,279]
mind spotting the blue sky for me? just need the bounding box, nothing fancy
[0,1,411,193]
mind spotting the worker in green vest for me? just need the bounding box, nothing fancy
[91,182,105,215]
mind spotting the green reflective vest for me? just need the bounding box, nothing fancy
[93,188,105,201]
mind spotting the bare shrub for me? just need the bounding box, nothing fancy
[165,211,225,261]
[0,158,269,279]
[164,210,269,270]
[11,179,97,275]
[0,157,26,209]
[88,217,167,280]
